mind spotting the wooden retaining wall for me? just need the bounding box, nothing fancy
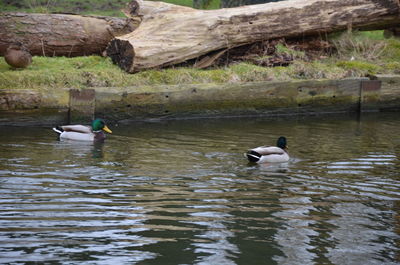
[0,75,399,125]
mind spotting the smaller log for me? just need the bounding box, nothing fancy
[4,43,32,68]
[0,12,138,57]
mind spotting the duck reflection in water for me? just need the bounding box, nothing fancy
[55,139,105,159]
[92,141,104,158]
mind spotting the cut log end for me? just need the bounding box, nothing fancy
[106,39,135,73]
[107,0,400,73]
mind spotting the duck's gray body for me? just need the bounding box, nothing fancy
[246,137,289,164]
[53,125,105,142]
[246,146,289,163]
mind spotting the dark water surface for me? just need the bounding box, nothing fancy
[0,113,399,264]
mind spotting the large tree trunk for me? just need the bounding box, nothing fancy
[0,12,138,57]
[107,0,400,73]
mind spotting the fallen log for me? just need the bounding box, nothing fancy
[107,0,400,73]
[0,12,138,57]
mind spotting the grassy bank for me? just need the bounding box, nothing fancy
[1,30,400,90]
[0,0,202,16]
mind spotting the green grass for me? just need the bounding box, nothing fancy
[1,12,400,91]
[0,56,237,89]
[2,31,399,90]
[0,57,273,89]
[0,0,216,16]
[0,0,130,16]
[326,30,400,75]
[330,31,387,60]
[3,2,399,90]
[275,44,306,59]
[336,60,382,75]
[383,39,400,62]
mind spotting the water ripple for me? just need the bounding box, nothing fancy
[0,113,399,264]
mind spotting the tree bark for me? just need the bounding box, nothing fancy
[0,12,138,57]
[107,0,400,73]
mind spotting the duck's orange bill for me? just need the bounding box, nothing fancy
[103,125,112,133]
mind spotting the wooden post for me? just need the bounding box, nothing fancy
[360,80,382,112]
[69,89,95,123]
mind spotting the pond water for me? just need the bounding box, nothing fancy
[0,113,399,265]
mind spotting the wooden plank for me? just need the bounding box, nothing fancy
[69,89,95,123]
[360,80,382,111]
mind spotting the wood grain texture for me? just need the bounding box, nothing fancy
[0,12,138,56]
[107,0,400,73]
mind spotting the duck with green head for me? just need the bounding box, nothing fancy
[245,136,289,163]
[53,119,112,142]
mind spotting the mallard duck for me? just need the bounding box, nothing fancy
[52,119,112,142]
[246,136,289,163]
[4,43,32,68]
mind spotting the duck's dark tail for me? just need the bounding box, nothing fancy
[246,150,261,163]
[52,126,63,135]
